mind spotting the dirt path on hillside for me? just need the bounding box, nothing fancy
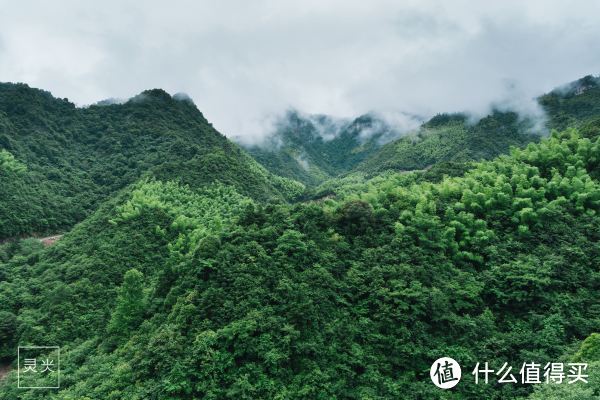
[0,234,63,247]
[0,363,10,381]
[39,234,63,246]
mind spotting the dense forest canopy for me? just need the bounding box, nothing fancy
[243,75,600,190]
[0,75,599,399]
[243,111,405,185]
[242,107,542,187]
[0,83,303,239]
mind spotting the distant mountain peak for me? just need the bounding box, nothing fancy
[129,88,173,103]
[551,74,600,97]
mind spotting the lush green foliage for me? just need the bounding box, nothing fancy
[0,150,25,174]
[247,76,600,194]
[1,77,599,399]
[355,112,540,176]
[0,83,300,238]
[539,75,600,134]
[244,112,397,185]
[0,130,598,399]
[245,109,542,189]
[107,268,147,342]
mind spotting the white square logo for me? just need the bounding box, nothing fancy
[17,346,60,389]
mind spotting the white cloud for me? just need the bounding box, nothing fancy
[0,0,599,141]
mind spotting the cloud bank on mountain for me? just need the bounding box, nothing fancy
[1,0,599,142]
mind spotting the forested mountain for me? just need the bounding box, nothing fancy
[245,75,600,189]
[353,111,540,176]
[0,129,598,399]
[243,108,542,186]
[540,75,600,135]
[0,76,599,399]
[0,83,303,239]
[243,111,407,185]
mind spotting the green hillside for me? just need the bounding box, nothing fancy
[0,77,599,399]
[540,75,600,138]
[0,83,303,239]
[354,111,539,176]
[352,75,600,180]
[243,109,543,188]
[0,129,598,399]
[243,111,406,185]
[246,76,600,192]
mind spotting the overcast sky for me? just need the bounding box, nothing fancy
[0,0,599,142]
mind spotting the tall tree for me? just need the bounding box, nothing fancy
[107,269,147,340]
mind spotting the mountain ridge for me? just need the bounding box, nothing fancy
[242,75,600,187]
[0,82,303,239]
[242,109,422,185]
